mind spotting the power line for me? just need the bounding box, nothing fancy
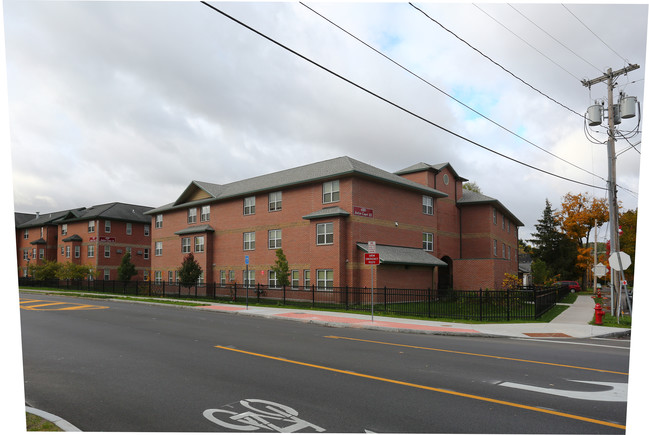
[507,3,603,74]
[301,2,606,184]
[199,1,607,191]
[409,2,586,120]
[473,3,582,82]
[562,4,631,66]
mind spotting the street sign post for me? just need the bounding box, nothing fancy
[608,251,631,271]
[365,242,378,322]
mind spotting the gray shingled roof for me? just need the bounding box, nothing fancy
[458,190,524,226]
[147,156,448,214]
[57,202,153,224]
[174,225,215,235]
[357,243,447,267]
[302,206,351,220]
[16,209,84,229]
[15,212,36,227]
[394,162,468,182]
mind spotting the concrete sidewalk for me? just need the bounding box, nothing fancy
[196,293,630,339]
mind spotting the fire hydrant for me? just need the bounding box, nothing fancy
[594,303,605,325]
[596,289,602,298]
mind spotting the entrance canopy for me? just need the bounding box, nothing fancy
[357,243,447,267]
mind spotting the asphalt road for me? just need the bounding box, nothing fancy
[19,291,630,433]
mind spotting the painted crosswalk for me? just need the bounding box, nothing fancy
[20,298,109,311]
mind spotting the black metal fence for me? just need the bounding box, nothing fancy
[18,278,568,321]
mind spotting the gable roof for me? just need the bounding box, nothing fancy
[458,189,524,226]
[16,208,84,229]
[56,202,154,224]
[394,162,468,182]
[147,156,448,214]
[15,212,36,227]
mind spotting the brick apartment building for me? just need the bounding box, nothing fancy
[16,202,153,280]
[146,156,523,291]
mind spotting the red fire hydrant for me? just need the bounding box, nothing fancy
[594,303,605,325]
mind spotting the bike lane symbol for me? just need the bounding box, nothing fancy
[203,399,326,432]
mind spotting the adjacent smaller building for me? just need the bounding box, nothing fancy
[16,202,153,280]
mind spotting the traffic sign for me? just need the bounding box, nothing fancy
[368,241,376,254]
[608,251,631,271]
[592,263,608,277]
[245,255,249,265]
[364,253,380,265]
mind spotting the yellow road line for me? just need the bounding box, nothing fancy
[19,299,109,311]
[22,302,68,309]
[214,345,625,430]
[325,336,628,376]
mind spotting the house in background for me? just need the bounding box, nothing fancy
[16,202,153,280]
[145,156,523,291]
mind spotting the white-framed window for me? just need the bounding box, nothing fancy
[33,248,37,259]
[105,220,111,233]
[316,223,333,245]
[493,208,497,225]
[88,245,94,258]
[23,250,28,261]
[66,246,71,258]
[268,270,278,288]
[187,208,197,224]
[181,237,191,253]
[39,248,45,260]
[423,232,434,251]
[269,191,282,212]
[322,180,340,204]
[104,270,110,280]
[304,270,311,288]
[220,270,227,286]
[201,205,210,222]
[291,270,299,289]
[198,271,205,285]
[229,270,235,282]
[88,220,95,233]
[168,271,174,284]
[60,246,64,256]
[144,248,149,259]
[493,240,498,257]
[154,271,162,284]
[74,246,80,258]
[195,236,205,253]
[155,241,163,256]
[423,196,434,215]
[317,269,333,290]
[243,270,255,288]
[268,229,282,249]
[104,245,110,258]
[244,196,256,215]
[243,232,255,251]
[144,224,150,236]
[23,229,28,239]
[61,224,67,236]
[155,214,163,228]
[126,223,132,235]
[40,227,43,237]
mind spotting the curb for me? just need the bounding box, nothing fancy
[26,406,81,432]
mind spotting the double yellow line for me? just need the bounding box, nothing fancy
[214,337,626,430]
[19,299,109,311]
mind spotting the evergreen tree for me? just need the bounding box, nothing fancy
[271,248,290,286]
[178,253,203,287]
[529,199,562,266]
[117,252,137,281]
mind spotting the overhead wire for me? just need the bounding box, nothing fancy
[472,3,583,82]
[562,4,632,67]
[507,3,604,75]
[408,2,586,120]
[300,2,607,184]
[200,1,607,191]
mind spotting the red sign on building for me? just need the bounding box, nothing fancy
[364,253,380,265]
[353,206,374,218]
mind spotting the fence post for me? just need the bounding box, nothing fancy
[479,288,483,321]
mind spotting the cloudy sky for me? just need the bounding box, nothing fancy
[2,1,647,243]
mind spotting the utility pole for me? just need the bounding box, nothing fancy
[582,64,639,319]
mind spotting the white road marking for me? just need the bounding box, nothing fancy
[499,380,628,402]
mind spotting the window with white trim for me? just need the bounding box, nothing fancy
[39,248,45,260]
[88,220,95,233]
[74,246,80,258]
[269,191,282,212]
[126,223,132,235]
[104,245,110,258]
[220,270,226,286]
[243,270,255,288]
[23,229,28,239]
[62,224,67,236]
[155,241,162,256]
[291,270,299,289]
[144,248,149,259]
[493,208,497,225]
[243,232,255,251]
[316,223,333,245]
[194,236,205,253]
[322,180,340,204]
[104,270,110,280]
[66,246,71,258]
[423,232,434,251]
[268,229,282,249]
[304,270,311,288]
[422,196,434,215]
[181,237,191,253]
[168,271,174,284]
[154,271,162,284]
[187,208,197,224]
[88,245,94,258]
[201,205,210,222]
[316,269,333,290]
[244,197,256,215]
[144,224,150,236]
[268,270,278,288]
[155,214,163,228]
[105,220,111,233]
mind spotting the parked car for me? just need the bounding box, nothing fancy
[555,280,582,292]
